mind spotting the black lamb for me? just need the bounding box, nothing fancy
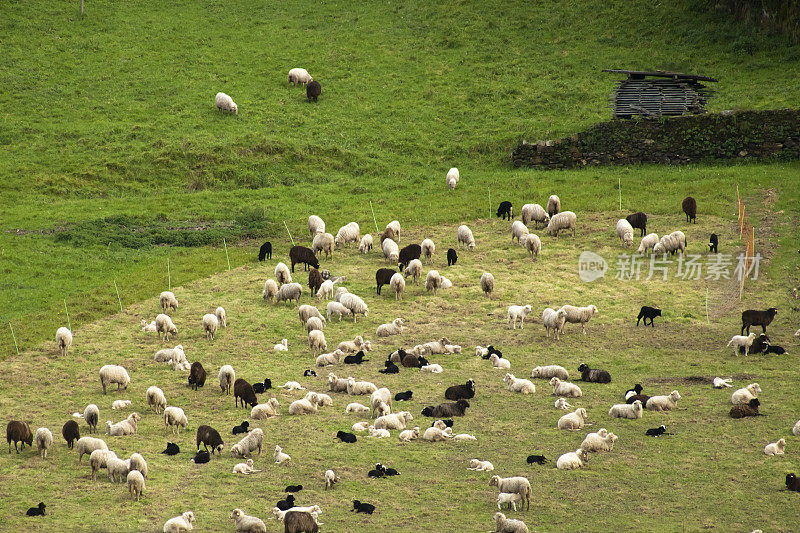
[625,212,647,237]
[258,241,272,261]
[289,245,320,272]
[232,421,249,435]
[276,494,296,511]
[352,500,375,514]
[380,360,400,374]
[285,484,303,493]
[344,350,368,364]
[191,450,210,464]
[447,248,458,266]
[526,454,548,465]
[708,233,718,253]
[161,442,180,455]
[763,342,787,355]
[445,379,475,401]
[303,369,317,377]
[252,378,272,394]
[645,425,672,437]
[577,363,611,383]
[394,390,413,401]
[682,196,697,223]
[26,503,45,517]
[397,244,422,271]
[376,268,396,295]
[496,201,513,220]
[636,306,661,327]
[786,473,800,492]
[741,308,778,335]
[306,80,321,102]
[336,430,357,443]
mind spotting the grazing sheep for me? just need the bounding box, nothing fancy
[388,273,406,301]
[727,333,757,356]
[359,234,373,253]
[90,449,118,481]
[309,233,334,261]
[375,412,413,430]
[76,436,107,462]
[556,448,589,470]
[530,365,569,380]
[335,222,361,248]
[496,200,514,220]
[34,427,53,459]
[402,259,423,284]
[381,238,399,264]
[306,316,325,333]
[709,233,719,253]
[263,279,279,302]
[732,383,761,404]
[682,196,697,223]
[214,306,227,328]
[107,456,131,483]
[521,233,541,259]
[164,406,188,434]
[251,398,280,419]
[308,330,327,355]
[421,425,452,442]
[99,365,130,394]
[420,238,435,263]
[219,365,236,395]
[56,326,73,357]
[578,363,611,383]
[83,404,100,433]
[626,212,648,237]
[489,476,532,511]
[187,361,207,391]
[550,377,582,398]
[546,211,577,238]
[274,445,291,464]
[503,373,535,394]
[547,195,561,218]
[200,313,219,341]
[258,242,272,261]
[195,425,225,455]
[480,272,495,298]
[231,428,264,458]
[581,429,618,452]
[469,459,494,471]
[289,68,313,86]
[230,509,266,533]
[328,373,349,393]
[316,349,343,367]
[339,293,369,322]
[521,203,549,227]
[215,92,238,115]
[298,304,325,328]
[637,306,662,327]
[307,268,324,297]
[387,221,402,241]
[490,353,510,369]
[289,246,320,273]
[129,452,148,478]
[446,167,459,191]
[637,233,659,255]
[380,227,396,245]
[609,400,643,419]
[507,305,532,329]
[276,283,303,306]
[325,468,339,489]
[398,244,422,270]
[399,427,420,441]
[146,386,167,414]
[325,301,349,323]
[554,397,572,409]
[457,225,476,250]
[616,219,634,247]
[156,313,178,341]
[741,308,778,335]
[308,214,325,236]
[712,377,733,388]
[106,412,141,436]
[511,220,528,243]
[646,391,682,411]
[542,308,567,340]
[275,263,292,286]
[62,420,80,449]
[764,438,786,456]
[558,408,588,430]
[447,248,458,266]
[422,400,470,418]
[424,269,443,295]
[163,511,196,533]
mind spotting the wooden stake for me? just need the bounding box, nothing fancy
[283,221,295,246]
[9,322,19,355]
[223,239,231,271]
[369,201,380,234]
[113,280,123,313]
[80,0,84,14]
[64,298,71,330]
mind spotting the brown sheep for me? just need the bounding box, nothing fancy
[234,379,259,409]
[284,510,319,533]
[62,420,80,449]
[7,420,33,453]
[308,268,323,295]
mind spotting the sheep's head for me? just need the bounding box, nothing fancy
[230,509,244,520]
[183,511,195,523]
[747,333,757,342]
[748,398,760,408]
[503,373,513,382]
[787,474,797,487]
[778,438,786,448]
[670,391,682,402]
[597,428,608,437]
[632,400,643,411]
[494,512,506,522]
[577,408,587,419]
[549,377,561,387]
[748,383,762,394]
[489,475,500,487]
[467,379,475,390]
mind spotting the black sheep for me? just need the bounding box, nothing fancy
[380,361,400,374]
[730,398,760,418]
[445,379,475,401]
[401,354,428,368]
[636,306,661,327]
[352,500,375,514]
[398,244,422,270]
[196,425,224,454]
[741,308,778,335]
[258,241,272,261]
[374,463,399,476]
[431,419,453,428]
[447,248,458,266]
[308,268,323,295]
[252,378,272,394]
[233,378,259,408]
[526,454,548,465]
[626,394,650,405]
[743,334,769,355]
[26,503,45,517]
[682,196,697,223]
[61,420,80,449]
[6,420,33,453]
[421,399,470,418]
[786,473,800,492]
[304,369,317,377]
[483,345,502,360]
[367,466,385,478]
[495,201,513,220]
[375,268,396,295]
[645,425,672,437]
[625,212,647,237]
[289,246,320,272]
[306,80,321,102]
[276,494,296,511]
[161,442,180,455]
[191,450,210,464]
[394,390,412,401]
[285,484,303,493]
[188,361,207,390]
[232,421,250,435]
[344,350,368,364]
[577,363,611,383]
[624,384,643,399]
[709,233,718,253]
[336,430,357,443]
[764,342,787,355]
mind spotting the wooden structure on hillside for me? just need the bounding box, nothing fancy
[602,69,717,118]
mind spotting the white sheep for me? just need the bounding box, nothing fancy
[521,203,549,227]
[507,305,532,329]
[326,301,350,322]
[637,233,660,255]
[530,365,569,380]
[215,306,227,328]
[646,390,682,411]
[347,377,377,395]
[581,429,618,452]
[312,232,334,259]
[425,269,443,295]
[306,316,325,333]
[368,426,390,438]
[278,381,306,392]
[503,373,535,394]
[89,449,118,480]
[155,314,178,341]
[154,344,185,363]
[712,377,733,388]
[76,436,108,462]
[219,365,236,395]
[550,377,582,398]
[793,420,800,436]
[374,411,413,430]
[215,92,238,115]
[468,459,494,471]
[77,403,101,434]
[727,333,757,356]
[163,511,196,533]
[146,386,167,414]
[403,259,423,284]
[316,279,335,300]
[446,167,459,191]
[339,293,368,322]
[554,397,572,410]
[451,433,477,441]
[547,195,561,217]
[289,68,313,86]
[359,234,373,253]
[353,421,370,432]
[382,237,399,263]
[490,354,511,369]
[289,396,318,415]
[251,398,280,419]
[399,427,420,441]
[112,399,131,410]
[308,214,325,236]
[106,412,141,436]
[372,400,391,418]
[311,391,333,407]
[546,211,577,238]
[233,458,261,474]
[127,469,145,501]
[334,286,349,302]
[480,272,495,298]
[34,427,53,459]
[377,318,405,337]
[421,363,443,373]
[276,283,303,305]
[541,308,567,340]
[556,448,589,470]
[346,402,370,414]
[496,495,525,514]
[107,456,131,483]
[385,220,401,241]
[421,425,452,442]
[488,476,532,511]
[389,273,406,301]
[274,339,289,352]
[457,225,475,250]
[558,408,588,430]
[370,388,392,411]
[262,279,279,302]
[56,327,73,357]
[609,399,643,419]
[422,338,451,354]
[316,349,343,367]
[440,276,453,289]
[231,428,264,458]
[511,220,529,244]
[164,406,188,434]
[335,222,360,248]
[327,373,348,393]
[99,365,130,394]
[129,452,148,478]
[275,262,292,285]
[559,304,598,334]
[338,334,367,353]
[616,218,634,247]
[731,383,761,404]
[229,509,265,533]
[325,468,339,489]
[669,230,687,254]
[159,291,179,313]
[420,238,435,263]
[764,438,786,456]
[308,329,327,354]
[522,233,541,260]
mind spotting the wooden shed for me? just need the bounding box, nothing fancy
[602,69,717,118]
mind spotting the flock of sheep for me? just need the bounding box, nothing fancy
[214,68,321,118]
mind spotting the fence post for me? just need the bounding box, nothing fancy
[223,239,231,271]
[167,259,171,290]
[283,221,295,246]
[9,322,19,355]
[113,281,123,313]
[369,201,380,234]
[64,298,71,330]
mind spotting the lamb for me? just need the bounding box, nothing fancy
[637,233,660,255]
[141,319,157,332]
[316,349,343,367]
[381,238,400,263]
[325,301,349,322]
[451,433,477,441]
[646,390,682,411]
[503,373,535,394]
[547,195,561,217]
[232,458,261,475]
[727,333,757,356]
[511,220,528,244]
[490,354,510,369]
[62,420,80,449]
[231,428,264,458]
[496,493,523,512]
[521,203,549,227]
[609,400,644,419]
[682,196,697,223]
[712,377,733,388]
[425,269,443,295]
[555,398,573,409]
[146,386,167,414]
[230,509,266,533]
[421,399,470,418]
[311,391,333,407]
[258,241,272,261]
[83,404,100,433]
[328,373,349,393]
[374,412,413,430]
[219,365,236,395]
[507,305,532,329]
[56,326,73,357]
[370,388,392,413]
[546,211,577,238]
[89,449,118,481]
[270,445,291,465]
[521,233,541,259]
[530,365,569,380]
[561,305,599,335]
[480,272,495,298]
[494,512,529,533]
[440,276,453,289]
[626,212,648,237]
[275,263,292,285]
[637,306,662,327]
[447,248,458,266]
[359,234,373,253]
[709,233,719,253]
[163,511,196,533]
[741,308,778,335]
[468,459,494,471]
[616,218,634,247]
[346,402,370,414]
[107,456,131,483]
[558,408,588,430]
[164,406,188,434]
[489,475,532,511]
[457,225,476,250]
[550,377,582,398]
[446,167,459,191]
[337,335,366,354]
[325,468,339,489]
[106,412,141,436]
[34,427,53,459]
[99,365,130,394]
[556,448,589,470]
[289,68,313,86]
[215,92,238,115]
[276,283,303,305]
[581,429,618,452]
[347,377,377,395]
[262,279,279,302]
[251,398,280,419]
[421,425,452,442]
[764,438,786,456]
[335,222,361,248]
[316,279,336,300]
[387,273,406,301]
[731,383,761,404]
[339,293,369,322]
[156,313,178,341]
[399,427,420,441]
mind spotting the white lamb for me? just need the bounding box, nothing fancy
[202,313,219,341]
[326,301,350,322]
[511,220,529,244]
[496,493,523,512]
[446,167,459,191]
[468,459,494,471]
[353,421,370,432]
[457,225,476,250]
[404,259,423,283]
[556,448,589,470]
[503,373,535,394]
[521,203,549,227]
[382,237,399,263]
[507,305,532,329]
[522,233,541,259]
[550,377,582,398]
[531,365,569,380]
[160,291,179,313]
[288,68,313,86]
[731,383,761,404]
[325,469,339,489]
[451,433,477,441]
[35,427,53,459]
[339,293,368,322]
[581,429,618,452]
[727,333,757,356]
[308,214,325,236]
[276,283,303,305]
[163,511,196,533]
[219,365,236,395]
[609,400,644,419]
[616,218,634,247]
[389,273,406,301]
[215,306,227,328]
[371,388,392,411]
[421,238,435,263]
[251,398,280,419]
[377,318,405,337]
[425,270,443,295]
[490,354,511,369]
[421,363,443,373]
[399,427,420,441]
[560,304,599,335]
[646,390,681,411]
[262,279,279,302]
[421,426,452,442]
[480,272,495,298]
[164,406,188,434]
[146,386,167,414]
[99,365,130,394]
[273,445,292,464]
[440,276,453,289]
[215,92,238,114]
[233,458,261,474]
[359,234,373,253]
[274,339,289,352]
[764,438,786,456]
[312,232,334,259]
[141,319,157,332]
[56,327,73,357]
[558,408,588,430]
[368,426,391,438]
[231,428,264,458]
[373,401,390,417]
[337,335,365,353]
[275,262,292,285]
[346,402,370,414]
[155,314,178,341]
[546,211,577,238]
[637,233,660,255]
[554,397,572,410]
[316,280,335,300]
[712,377,733,388]
[335,222,360,248]
[316,349,343,367]
[112,400,131,410]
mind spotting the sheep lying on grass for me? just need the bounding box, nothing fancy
[490,354,510,369]
[231,428,264,458]
[229,509,265,533]
[399,427,420,441]
[106,413,141,436]
[531,365,569,380]
[581,429,618,452]
[377,318,405,337]
[494,512,529,533]
[609,400,643,419]
[233,458,261,474]
[646,391,681,411]
[421,425,452,442]
[503,373,535,394]
[163,511,196,533]
[764,438,786,456]
[558,408,588,430]
[732,383,761,404]
[550,377,582,398]
[251,398,280,420]
[468,459,494,471]
[556,448,589,470]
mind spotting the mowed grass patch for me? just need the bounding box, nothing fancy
[1,197,799,532]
